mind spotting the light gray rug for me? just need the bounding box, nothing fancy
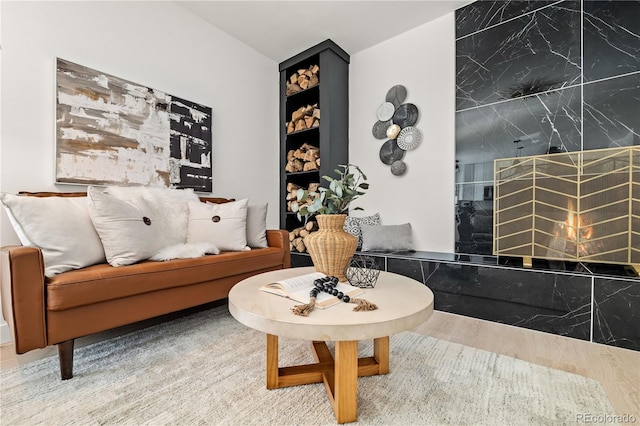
[1,305,615,425]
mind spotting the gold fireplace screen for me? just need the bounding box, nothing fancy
[493,146,639,274]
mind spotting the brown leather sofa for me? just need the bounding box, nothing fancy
[0,194,291,380]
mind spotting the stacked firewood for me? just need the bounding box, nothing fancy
[286,104,320,134]
[285,143,320,173]
[289,221,319,253]
[286,64,319,95]
[285,181,320,212]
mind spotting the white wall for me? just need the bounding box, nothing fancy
[0,1,280,247]
[349,13,456,253]
[0,1,279,343]
[0,3,459,345]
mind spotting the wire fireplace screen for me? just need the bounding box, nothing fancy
[493,146,639,271]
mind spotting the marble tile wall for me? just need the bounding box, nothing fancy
[593,276,640,350]
[455,0,640,255]
[290,252,640,351]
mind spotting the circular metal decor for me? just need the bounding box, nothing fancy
[372,119,392,139]
[386,124,401,139]
[392,103,419,128]
[390,160,407,176]
[376,102,396,121]
[397,126,422,150]
[385,85,407,108]
[379,139,405,165]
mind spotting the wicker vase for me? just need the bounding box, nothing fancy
[305,214,358,282]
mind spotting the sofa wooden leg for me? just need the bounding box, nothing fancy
[58,340,74,380]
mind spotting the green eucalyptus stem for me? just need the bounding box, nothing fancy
[293,163,369,222]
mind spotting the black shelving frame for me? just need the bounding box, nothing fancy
[279,40,350,239]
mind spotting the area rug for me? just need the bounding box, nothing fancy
[0,305,615,425]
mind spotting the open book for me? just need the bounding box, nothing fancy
[260,272,364,309]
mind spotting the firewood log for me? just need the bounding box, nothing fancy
[304,116,315,128]
[303,148,319,162]
[292,107,305,123]
[303,161,319,171]
[293,237,305,252]
[287,121,295,133]
[308,182,320,192]
[294,120,307,132]
[303,105,314,115]
[310,64,319,74]
[285,158,303,173]
[305,221,319,232]
[287,182,301,192]
[300,142,317,151]
[286,83,301,95]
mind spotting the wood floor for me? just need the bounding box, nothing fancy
[2,308,639,419]
[414,311,640,420]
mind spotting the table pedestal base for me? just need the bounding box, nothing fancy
[266,334,389,424]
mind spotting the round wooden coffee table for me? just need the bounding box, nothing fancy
[228,267,434,424]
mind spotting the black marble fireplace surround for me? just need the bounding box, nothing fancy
[291,252,640,352]
[455,0,640,255]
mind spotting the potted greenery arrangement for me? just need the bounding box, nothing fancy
[291,164,369,281]
[292,163,369,219]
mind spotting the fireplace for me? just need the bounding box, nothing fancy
[493,146,639,275]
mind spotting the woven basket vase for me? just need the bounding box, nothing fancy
[305,214,358,282]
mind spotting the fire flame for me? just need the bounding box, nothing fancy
[565,199,593,255]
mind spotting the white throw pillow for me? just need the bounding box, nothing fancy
[207,201,268,248]
[188,199,249,251]
[87,187,167,267]
[150,243,220,261]
[105,186,199,247]
[0,193,106,277]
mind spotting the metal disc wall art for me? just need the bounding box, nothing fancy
[397,126,422,150]
[385,85,407,108]
[390,160,407,176]
[386,124,401,139]
[372,119,392,139]
[379,139,405,165]
[376,102,395,121]
[371,85,423,175]
[392,103,419,128]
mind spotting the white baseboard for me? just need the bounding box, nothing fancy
[1,320,12,345]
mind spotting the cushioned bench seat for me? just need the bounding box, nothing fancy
[47,247,285,311]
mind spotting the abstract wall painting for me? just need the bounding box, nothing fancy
[55,58,212,192]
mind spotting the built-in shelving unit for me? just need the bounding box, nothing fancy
[279,40,350,250]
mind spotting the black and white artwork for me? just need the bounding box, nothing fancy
[56,58,213,192]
